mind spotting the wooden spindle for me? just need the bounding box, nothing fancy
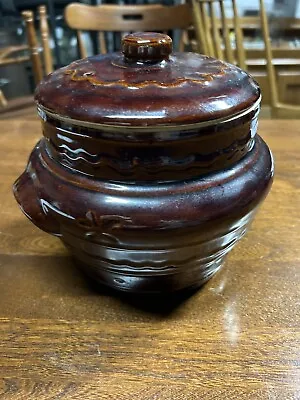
[259,0,278,106]
[98,32,107,54]
[77,31,88,58]
[201,2,215,57]
[38,6,53,75]
[219,0,234,63]
[232,0,246,69]
[192,0,209,54]
[22,10,43,85]
[209,0,224,60]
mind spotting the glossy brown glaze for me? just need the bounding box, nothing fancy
[35,34,260,126]
[14,33,273,293]
[13,134,273,292]
[40,106,259,181]
[122,32,173,63]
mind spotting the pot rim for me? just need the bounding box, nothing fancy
[36,95,261,133]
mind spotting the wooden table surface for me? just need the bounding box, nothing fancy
[0,118,299,399]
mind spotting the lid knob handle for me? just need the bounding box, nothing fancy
[122,32,172,63]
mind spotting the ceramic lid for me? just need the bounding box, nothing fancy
[35,32,260,127]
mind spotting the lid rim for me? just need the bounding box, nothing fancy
[37,96,261,133]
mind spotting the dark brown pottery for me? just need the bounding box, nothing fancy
[13,33,274,293]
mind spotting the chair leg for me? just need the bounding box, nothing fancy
[0,89,7,107]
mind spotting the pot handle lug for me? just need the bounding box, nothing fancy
[13,170,61,236]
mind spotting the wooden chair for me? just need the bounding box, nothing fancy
[192,0,247,70]
[193,0,300,118]
[0,90,7,107]
[259,0,300,118]
[0,6,53,115]
[22,5,53,86]
[0,45,29,108]
[0,45,29,67]
[64,3,193,58]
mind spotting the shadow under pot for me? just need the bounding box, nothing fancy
[13,32,274,294]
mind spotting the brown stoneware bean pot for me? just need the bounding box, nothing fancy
[13,33,274,294]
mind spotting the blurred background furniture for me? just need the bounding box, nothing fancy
[0,45,28,107]
[64,2,192,57]
[259,0,300,117]
[22,6,53,85]
[192,0,246,70]
[0,5,53,117]
[0,43,34,116]
[0,44,28,66]
[39,5,53,75]
[0,89,7,106]
[191,0,300,117]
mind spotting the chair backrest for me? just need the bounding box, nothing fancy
[193,0,300,117]
[192,0,246,70]
[259,0,278,108]
[22,5,53,86]
[65,3,193,58]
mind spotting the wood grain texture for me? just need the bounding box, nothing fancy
[258,0,300,118]
[65,3,192,32]
[65,3,192,57]
[192,0,246,69]
[21,11,43,86]
[0,119,300,399]
[38,6,53,76]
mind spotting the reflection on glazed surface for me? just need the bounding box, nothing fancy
[13,33,273,293]
[40,106,259,181]
[13,134,273,293]
[35,51,260,126]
